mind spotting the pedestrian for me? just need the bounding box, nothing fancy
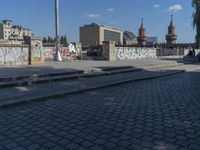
[197,52,200,62]
[192,48,196,56]
[187,50,193,56]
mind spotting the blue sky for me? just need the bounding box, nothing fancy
[0,0,195,43]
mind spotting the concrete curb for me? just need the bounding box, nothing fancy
[0,70,185,109]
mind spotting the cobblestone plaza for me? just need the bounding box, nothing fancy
[0,68,200,150]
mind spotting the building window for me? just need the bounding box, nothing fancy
[104,29,121,45]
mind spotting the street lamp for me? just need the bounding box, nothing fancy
[54,0,62,61]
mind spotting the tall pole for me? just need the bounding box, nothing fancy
[54,0,62,61]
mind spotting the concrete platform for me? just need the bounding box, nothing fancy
[0,57,183,78]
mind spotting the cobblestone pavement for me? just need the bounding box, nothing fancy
[0,70,200,150]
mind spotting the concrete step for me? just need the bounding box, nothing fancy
[96,66,133,71]
[0,69,185,108]
[0,70,84,82]
[0,68,143,89]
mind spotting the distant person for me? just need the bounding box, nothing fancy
[192,48,196,56]
[197,52,200,62]
[187,50,193,56]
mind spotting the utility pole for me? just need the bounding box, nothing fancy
[54,0,62,61]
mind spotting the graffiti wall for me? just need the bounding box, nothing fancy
[0,47,29,65]
[43,47,71,61]
[115,47,157,60]
[43,44,79,61]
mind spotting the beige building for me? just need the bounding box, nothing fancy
[80,23,123,47]
[0,20,32,45]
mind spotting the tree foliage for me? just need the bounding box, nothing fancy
[192,0,200,47]
[60,35,68,47]
[43,37,47,43]
[43,35,69,47]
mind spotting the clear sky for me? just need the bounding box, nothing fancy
[0,0,195,43]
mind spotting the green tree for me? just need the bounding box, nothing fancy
[192,0,200,47]
[60,36,64,46]
[43,37,47,43]
[47,36,51,43]
[63,35,69,47]
[50,37,53,43]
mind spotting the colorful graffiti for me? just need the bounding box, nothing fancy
[115,47,157,60]
[0,47,29,65]
[43,47,72,61]
[43,43,79,61]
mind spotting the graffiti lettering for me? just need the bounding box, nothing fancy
[43,44,79,61]
[116,47,157,60]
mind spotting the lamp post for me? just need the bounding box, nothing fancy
[54,0,62,61]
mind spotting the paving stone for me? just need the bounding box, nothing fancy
[35,138,48,145]
[81,141,93,148]
[129,144,142,150]
[57,138,71,146]
[104,142,117,148]
[118,140,131,147]
[189,144,200,150]
[10,146,26,150]
[5,142,20,149]
[0,69,200,150]
[50,145,66,150]
[94,139,107,145]
[140,141,154,148]
[176,140,189,147]
[19,140,33,147]
[89,145,104,150]
[27,143,41,150]
[65,143,80,150]
[42,142,56,149]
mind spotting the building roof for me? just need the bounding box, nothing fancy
[12,25,31,31]
[82,23,123,32]
[1,20,31,30]
[2,20,12,23]
[170,15,174,26]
